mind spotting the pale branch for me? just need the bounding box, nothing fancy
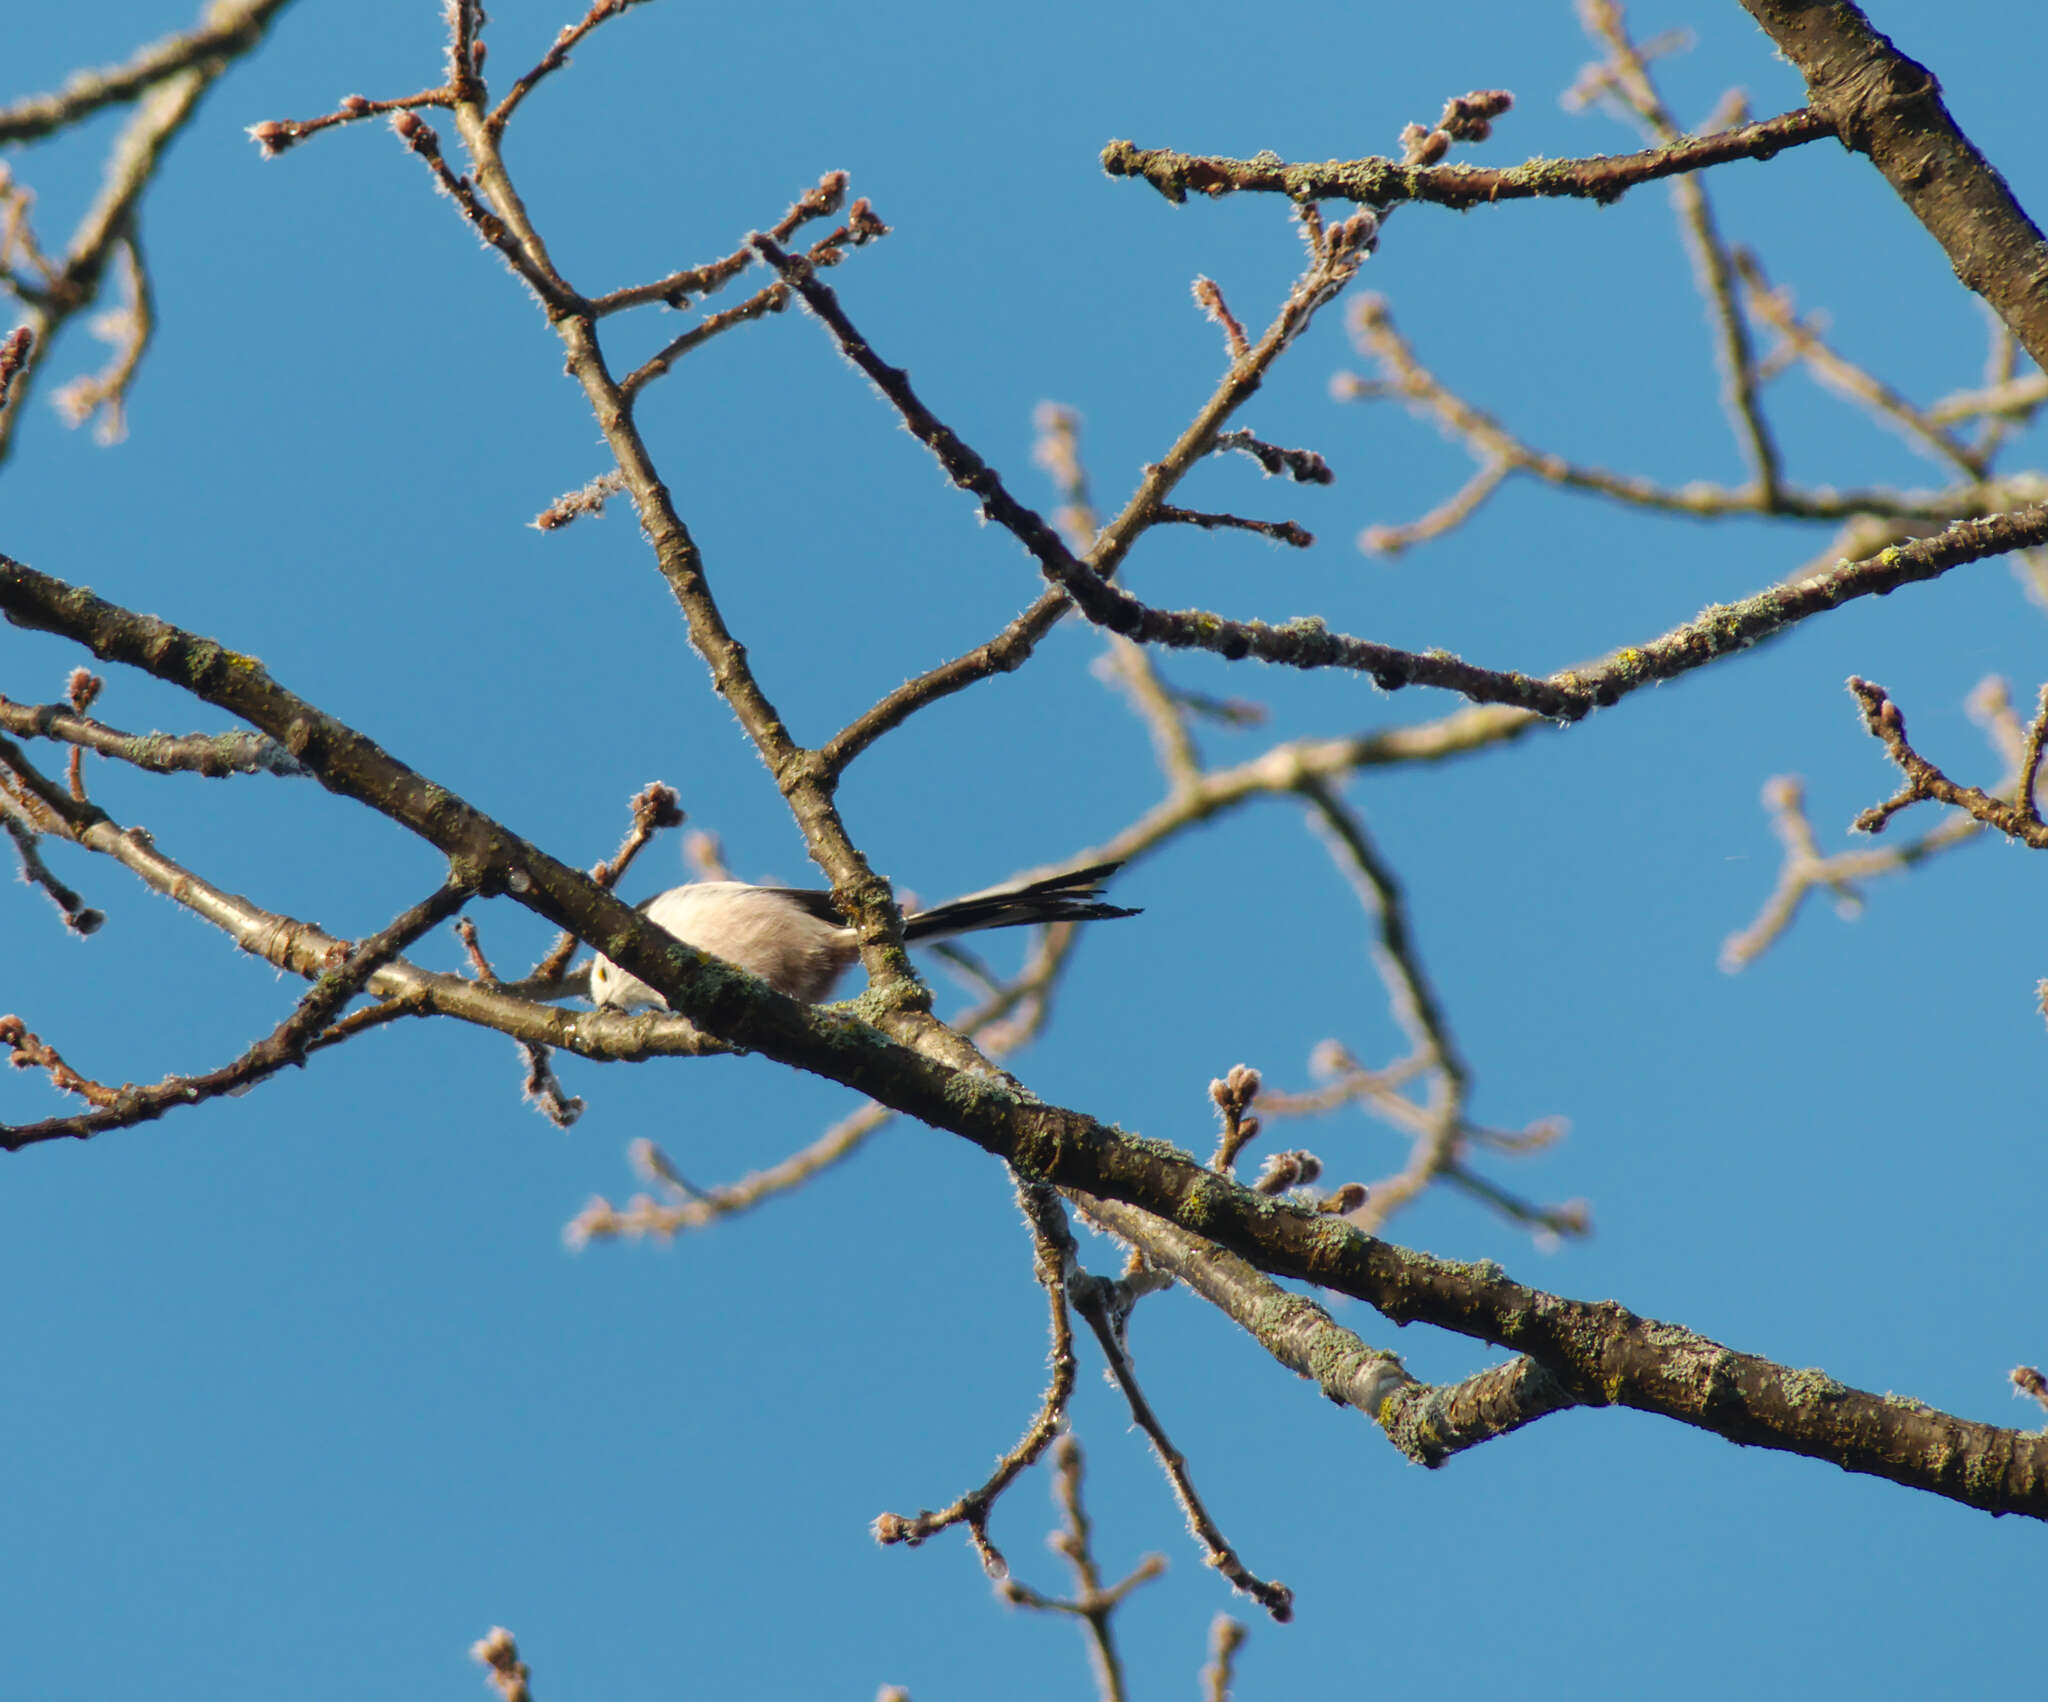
[0,0,292,144]
[1200,1616,1247,1702]
[1576,1,1781,503]
[1097,637,1204,792]
[2,1,279,462]
[997,1439,1165,1702]
[871,1183,1080,1577]
[1735,0,2048,373]
[0,328,30,408]
[1076,1194,1412,1425]
[1733,247,1988,479]
[1099,106,1834,210]
[0,694,309,777]
[1337,293,2037,531]
[50,225,153,444]
[1926,371,2048,430]
[568,1101,893,1247]
[1721,771,1986,970]
[470,1626,535,1702]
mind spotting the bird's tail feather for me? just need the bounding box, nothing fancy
[902,860,1140,942]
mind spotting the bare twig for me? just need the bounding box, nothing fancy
[1337,294,2011,537]
[1155,505,1312,548]
[0,0,292,144]
[997,1438,1167,1702]
[1068,1269,1292,1620]
[1,806,104,934]
[1576,0,1781,502]
[1849,677,2048,846]
[1200,1616,1247,1702]
[2,1,286,462]
[470,1626,534,1702]
[487,0,655,136]
[872,1183,1079,1577]
[2,876,474,1148]
[1734,247,1987,479]
[1207,1065,1264,1176]
[813,210,1379,775]
[526,781,683,985]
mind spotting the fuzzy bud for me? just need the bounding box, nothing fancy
[65,668,104,712]
[245,120,299,158]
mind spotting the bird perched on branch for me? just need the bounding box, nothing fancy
[589,861,1139,1012]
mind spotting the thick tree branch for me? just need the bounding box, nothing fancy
[1734,0,2048,370]
[0,556,2041,1519]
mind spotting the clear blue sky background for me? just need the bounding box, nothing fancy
[4,2,2042,1697]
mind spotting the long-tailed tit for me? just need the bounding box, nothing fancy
[588,860,1139,1012]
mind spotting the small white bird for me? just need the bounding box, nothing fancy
[588,861,1139,1012]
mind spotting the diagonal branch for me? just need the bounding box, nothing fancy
[3,876,473,1147]
[5,557,2044,1521]
[0,0,294,144]
[998,504,2048,717]
[1734,0,2048,371]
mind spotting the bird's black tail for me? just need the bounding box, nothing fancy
[902,861,1140,942]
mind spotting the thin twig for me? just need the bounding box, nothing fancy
[1068,1270,1292,1620]
[1200,1616,1247,1702]
[1849,677,2048,846]
[1577,0,1781,502]
[0,0,292,144]
[996,1438,1166,1702]
[787,210,1380,774]
[487,0,655,136]
[872,1183,1079,1576]
[2,876,474,1148]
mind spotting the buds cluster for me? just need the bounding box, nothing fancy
[1401,88,1515,165]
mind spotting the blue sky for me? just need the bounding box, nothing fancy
[4,2,2043,1697]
